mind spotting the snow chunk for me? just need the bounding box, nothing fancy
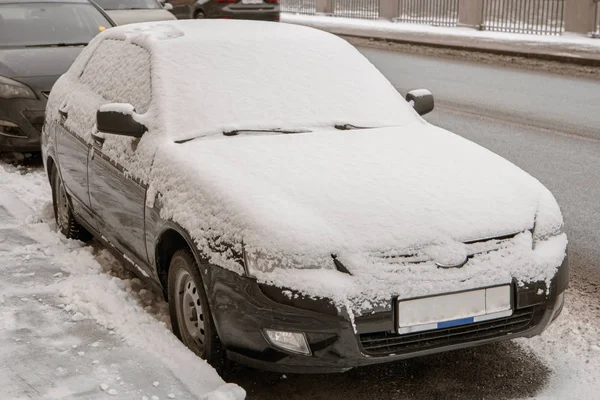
[100,383,109,391]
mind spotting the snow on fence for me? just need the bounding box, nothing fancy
[280,0,317,15]
[481,0,565,35]
[333,0,380,19]
[395,0,460,26]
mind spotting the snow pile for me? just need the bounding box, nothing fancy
[518,286,600,399]
[281,14,600,52]
[0,163,245,400]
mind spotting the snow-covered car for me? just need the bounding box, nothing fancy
[41,20,568,373]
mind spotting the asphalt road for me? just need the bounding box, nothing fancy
[229,48,600,399]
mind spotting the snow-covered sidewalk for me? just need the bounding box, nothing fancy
[281,14,600,62]
[0,160,244,400]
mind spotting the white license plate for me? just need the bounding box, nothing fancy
[397,285,512,334]
[242,0,264,3]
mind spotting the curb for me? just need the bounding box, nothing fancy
[339,34,600,67]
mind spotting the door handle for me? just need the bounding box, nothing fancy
[91,132,105,146]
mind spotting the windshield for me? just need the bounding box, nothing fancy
[158,22,419,142]
[0,3,111,48]
[93,0,161,10]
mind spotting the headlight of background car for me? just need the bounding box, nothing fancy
[243,248,330,278]
[0,76,37,99]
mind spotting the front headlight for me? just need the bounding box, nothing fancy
[243,248,329,278]
[0,76,37,99]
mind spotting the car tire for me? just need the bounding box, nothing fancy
[194,10,205,19]
[167,248,224,368]
[50,166,92,241]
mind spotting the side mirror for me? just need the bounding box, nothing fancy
[97,103,147,138]
[406,89,434,116]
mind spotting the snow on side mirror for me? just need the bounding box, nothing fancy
[163,2,173,10]
[96,103,147,138]
[406,89,434,116]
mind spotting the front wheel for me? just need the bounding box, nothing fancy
[50,166,91,241]
[168,249,223,366]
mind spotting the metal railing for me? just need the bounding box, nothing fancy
[280,0,317,15]
[395,0,460,26]
[482,0,565,35]
[333,0,380,19]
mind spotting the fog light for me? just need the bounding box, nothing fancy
[264,329,311,355]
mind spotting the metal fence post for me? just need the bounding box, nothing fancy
[379,0,399,20]
[316,0,333,14]
[564,0,596,34]
[458,0,484,28]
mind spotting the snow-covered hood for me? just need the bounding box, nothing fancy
[169,123,546,256]
[106,10,176,26]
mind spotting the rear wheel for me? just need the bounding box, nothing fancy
[50,166,91,241]
[168,249,223,366]
[194,10,205,19]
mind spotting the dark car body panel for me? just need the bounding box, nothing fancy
[88,143,149,264]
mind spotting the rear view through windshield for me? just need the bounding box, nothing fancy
[0,3,111,48]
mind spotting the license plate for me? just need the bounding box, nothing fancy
[242,0,264,3]
[397,285,512,334]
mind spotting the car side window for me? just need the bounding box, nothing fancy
[80,39,152,114]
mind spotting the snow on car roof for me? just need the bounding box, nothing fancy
[97,20,419,141]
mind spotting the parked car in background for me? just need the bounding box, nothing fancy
[167,0,279,21]
[93,0,176,25]
[0,0,114,152]
[42,20,567,373]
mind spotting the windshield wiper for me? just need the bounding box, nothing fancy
[223,128,310,136]
[175,128,310,144]
[334,124,371,130]
[26,42,88,48]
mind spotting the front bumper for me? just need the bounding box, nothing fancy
[0,97,46,152]
[205,254,568,373]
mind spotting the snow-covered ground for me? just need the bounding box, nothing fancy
[1,154,599,399]
[281,13,600,57]
[0,158,245,400]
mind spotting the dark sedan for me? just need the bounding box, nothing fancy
[42,21,567,374]
[0,0,114,152]
[167,0,279,21]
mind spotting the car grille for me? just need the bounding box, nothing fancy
[359,306,538,356]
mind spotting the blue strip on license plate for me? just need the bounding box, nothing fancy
[437,316,475,329]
